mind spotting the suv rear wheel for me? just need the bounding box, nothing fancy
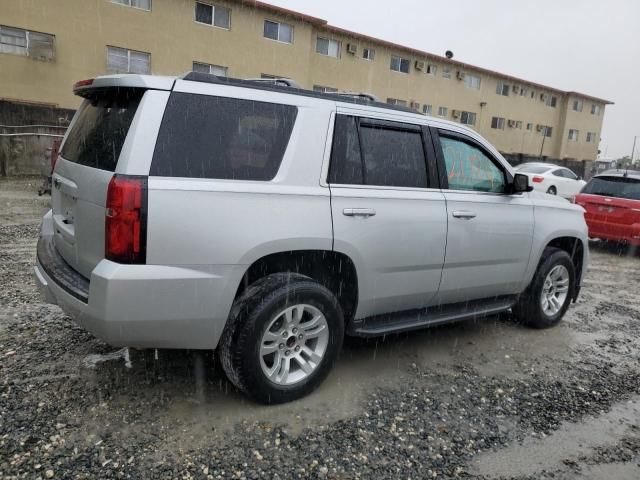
[514,247,575,328]
[219,273,344,404]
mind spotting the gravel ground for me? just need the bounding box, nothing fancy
[1,177,639,479]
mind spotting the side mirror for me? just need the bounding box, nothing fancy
[511,173,533,193]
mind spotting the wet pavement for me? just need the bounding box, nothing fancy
[1,177,639,479]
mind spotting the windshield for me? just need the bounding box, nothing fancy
[517,165,553,174]
[60,88,143,171]
[582,175,640,200]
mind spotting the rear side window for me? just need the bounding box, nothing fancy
[151,93,297,181]
[582,176,640,200]
[60,88,143,171]
[328,115,428,188]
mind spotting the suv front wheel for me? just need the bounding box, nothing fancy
[219,273,344,404]
[514,247,576,329]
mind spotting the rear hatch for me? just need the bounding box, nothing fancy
[577,175,640,226]
[52,87,144,278]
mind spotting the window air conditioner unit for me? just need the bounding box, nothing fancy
[347,43,357,54]
[415,60,425,71]
[452,110,460,118]
[508,120,516,128]
[456,71,465,80]
[536,124,544,132]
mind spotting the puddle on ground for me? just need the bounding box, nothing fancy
[470,395,640,478]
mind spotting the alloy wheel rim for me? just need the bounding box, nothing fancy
[540,265,570,316]
[259,304,329,386]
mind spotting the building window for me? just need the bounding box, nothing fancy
[568,129,579,141]
[591,104,601,115]
[530,91,536,99]
[193,61,227,76]
[465,74,481,89]
[586,132,597,143]
[526,123,533,130]
[438,106,448,117]
[515,121,523,129]
[491,117,505,129]
[442,67,451,79]
[195,2,231,29]
[107,46,150,74]
[546,95,558,107]
[520,87,528,97]
[263,20,293,43]
[390,55,410,74]
[543,126,553,137]
[313,85,338,93]
[496,82,510,96]
[573,100,583,112]
[387,98,407,107]
[0,25,55,61]
[316,36,341,58]
[362,48,375,61]
[426,64,437,75]
[111,0,151,10]
[460,111,477,126]
[423,104,432,115]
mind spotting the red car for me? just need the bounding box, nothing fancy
[575,170,640,246]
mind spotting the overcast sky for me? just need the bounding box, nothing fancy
[266,0,639,160]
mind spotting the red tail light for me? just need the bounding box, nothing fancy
[532,176,545,183]
[105,175,147,264]
[73,78,94,93]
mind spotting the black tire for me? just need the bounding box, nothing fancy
[218,273,344,404]
[547,186,557,195]
[514,247,575,329]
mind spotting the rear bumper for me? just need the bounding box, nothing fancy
[34,232,243,350]
[586,219,640,246]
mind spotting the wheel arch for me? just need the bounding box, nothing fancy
[234,250,360,323]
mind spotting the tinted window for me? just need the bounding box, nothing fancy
[440,135,506,193]
[582,176,640,200]
[359,124,427,188]
[328,116,428,188]
[60,88,143,172]
[151,93,297,181]
[328,116,363,185]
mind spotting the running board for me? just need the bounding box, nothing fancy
[348,296,517,338]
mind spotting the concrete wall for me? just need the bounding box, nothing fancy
[0,101,72,176]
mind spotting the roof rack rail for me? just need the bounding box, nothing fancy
[244,78,302,89]
[180,72,416,114]
[334,92,380,103]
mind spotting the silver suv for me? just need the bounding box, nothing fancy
[35,73,589,404]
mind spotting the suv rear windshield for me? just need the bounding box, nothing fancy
[60,88,144,172]
[582,175,640,200]
[150,93,297,181]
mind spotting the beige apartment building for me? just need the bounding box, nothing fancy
[1,0,612,164]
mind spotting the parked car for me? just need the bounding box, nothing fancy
[516,162,586,198]
[575,170,640,246]
[34,73,589,404]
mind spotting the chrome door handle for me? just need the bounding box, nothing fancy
[343,208,376,217]
[452,210,477,219]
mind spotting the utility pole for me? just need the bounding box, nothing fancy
[539,127,547,161]
[632,136,638,166]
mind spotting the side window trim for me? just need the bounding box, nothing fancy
[433,128,513,193]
